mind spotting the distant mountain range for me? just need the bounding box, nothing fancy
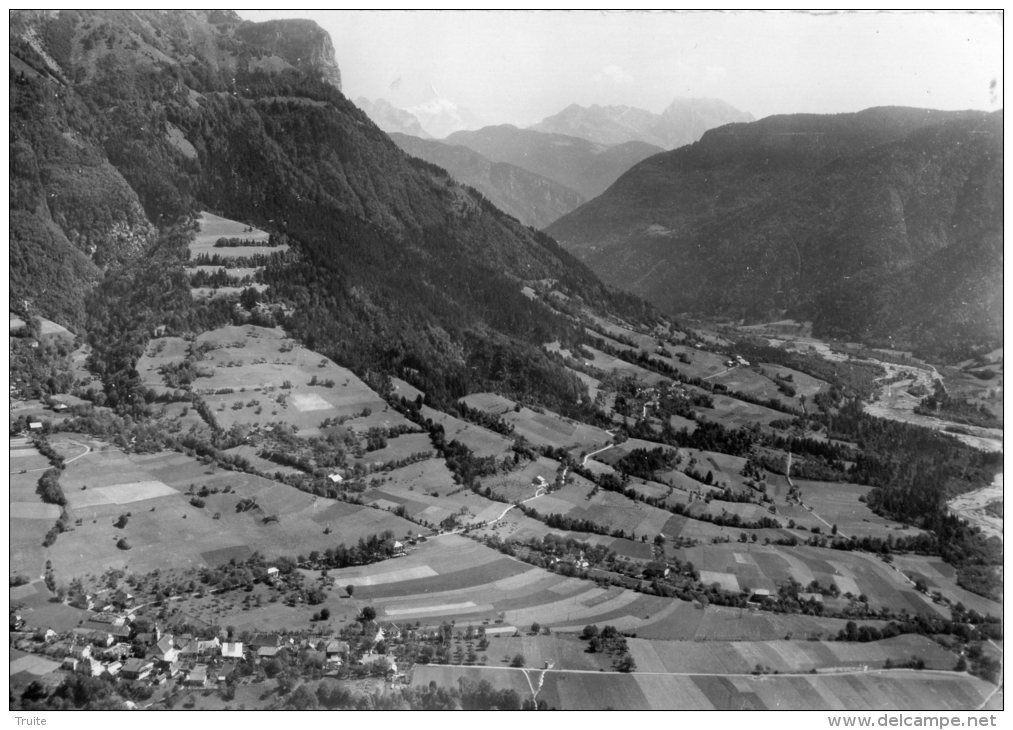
[444,126,662,200]
[530,98,753,149]
[355,95,484,139]
[547,107,1003,357]
[355,97,432,139]
[389,133,585,229]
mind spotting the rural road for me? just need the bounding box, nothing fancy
[703,365,735,381]
[440,486,546,536]
[583,444,614,466]
[9,438,90,474]
[426,662,982,682]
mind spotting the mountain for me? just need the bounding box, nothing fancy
[10,9,647,409]
[407,94,484,138]
[389,133,585,229]
[445,126,663,200]
[547,107,1003,358]
[530,98,753,149]
[356,97,432,138]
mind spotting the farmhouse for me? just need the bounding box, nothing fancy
[328,473,344,484]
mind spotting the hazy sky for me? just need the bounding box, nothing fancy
[240,10,1003,127]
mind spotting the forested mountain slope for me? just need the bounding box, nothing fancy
[445,125,662,199]
[389,133,585,228]
[10,9,650,409]
[547,107,1002,358]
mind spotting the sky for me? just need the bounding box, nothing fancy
[240,10,1003,128]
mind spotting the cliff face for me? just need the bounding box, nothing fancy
[234,18,342,89]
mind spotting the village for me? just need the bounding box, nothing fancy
[11,562,452,709]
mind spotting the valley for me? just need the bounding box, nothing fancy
[8,9,1002,715]
[10,218,1003,711]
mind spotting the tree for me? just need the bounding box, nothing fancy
[358,606,376,623]
[616,653,636,673]
[345,584,354,597]
[319,608,330,621]
[510,654,525,668]
[530,622,540,635]
[581,624,599,640]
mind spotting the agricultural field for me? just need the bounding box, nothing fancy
[674,543,945,618]
[12,435,416,581]
[362,460,507,528]
[356,433,434,469]
[708,366,799,410]
[525,473,672,540]
[577,346,669,386]
[413,662,991,711]
[694,394,791,429]
[419,405,514,459]
[136,336,190,390]
[188,212,287,260]
[758,362,829,398]
[888,554,1002,618]
[481,457,562,503]
[461,393,611,453]
[188,325,409,436]
[768,479,926,541]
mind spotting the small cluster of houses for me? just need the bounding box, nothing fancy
[12,601,406,693]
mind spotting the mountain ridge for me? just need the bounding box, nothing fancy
[445,125,663,200]
[547,106,1002,358]
[530,97,753,148]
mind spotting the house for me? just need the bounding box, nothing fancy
[61,658,79,672]
[121,658,154,681]
[88,612,126,627]
[104,660,123,677]
[220,642,244,659]
[327,473,344,484]
[184,664,209,688]
[384,623,403,641]
[265,566,279,579]
[325,640,349,664]
[257,646,282,660]
[28,422,42,431]
[103,643,133,661]
[151,635,178,663]
[196,637,221,655]
[42,628,58,642]
[216,664,236,683]
[77,658,105,677]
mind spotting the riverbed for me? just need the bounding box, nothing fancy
[948,474,1004,542]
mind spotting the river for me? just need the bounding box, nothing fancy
[947,473,1004,542]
